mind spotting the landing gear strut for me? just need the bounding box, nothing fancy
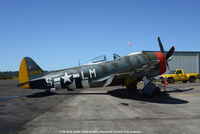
[142,76,160,97]
[125,76,161,97]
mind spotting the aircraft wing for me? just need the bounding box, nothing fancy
[92,74,114,82]
[93,60,160,87]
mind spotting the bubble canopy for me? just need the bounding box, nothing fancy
[84,55,107,65]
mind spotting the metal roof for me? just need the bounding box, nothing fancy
[144,51,200,53]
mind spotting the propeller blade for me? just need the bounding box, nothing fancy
[158,36,165,53]
[166,62,170,71]
[166,46,175,60]
[157,36,175,71]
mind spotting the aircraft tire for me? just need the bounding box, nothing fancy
[142,84,160,97]
[127,82,137,93]
[152,87,161,96]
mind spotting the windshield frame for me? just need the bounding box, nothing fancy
[85,55,107,64]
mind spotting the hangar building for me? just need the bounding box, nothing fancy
[167,51,200,74]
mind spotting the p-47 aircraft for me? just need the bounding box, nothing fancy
[18,37,175,96]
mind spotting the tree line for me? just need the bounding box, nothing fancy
[0,71,18,79]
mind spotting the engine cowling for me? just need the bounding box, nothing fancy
[155,52,167,75]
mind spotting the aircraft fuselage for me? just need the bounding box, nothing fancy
[37,52,166,90]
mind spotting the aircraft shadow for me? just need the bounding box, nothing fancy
[26,88,190,104]
[26,92,59,98]
[165,87,194,93]
[107,88,189,104]
[26,92,107,98]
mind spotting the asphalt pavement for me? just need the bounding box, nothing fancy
[1,80,200,134]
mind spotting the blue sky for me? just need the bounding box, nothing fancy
[0,0,200,71]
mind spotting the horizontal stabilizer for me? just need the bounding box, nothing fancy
[17,81,31,87]
[18,78,49,89]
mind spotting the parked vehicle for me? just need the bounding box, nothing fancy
[160,69,199,83]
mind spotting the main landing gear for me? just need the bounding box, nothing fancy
[142,76,161,97]
[126,76,161,97]
[126,82,137,93]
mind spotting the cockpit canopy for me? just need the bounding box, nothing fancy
[83,53,121,65]
[84,55,107,65]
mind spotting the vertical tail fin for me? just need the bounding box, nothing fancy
[19,57,43,88]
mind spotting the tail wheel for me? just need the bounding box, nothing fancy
[189,77,195,83]
[167,77,174,83]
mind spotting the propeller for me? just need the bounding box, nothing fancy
[158,36,165,53]
[157,36,175,70]
[166,46,175,60]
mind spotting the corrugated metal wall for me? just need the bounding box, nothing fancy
[167,52,200,73]
[199,53,200,73]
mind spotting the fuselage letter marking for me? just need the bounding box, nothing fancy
[89,69,96,79]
